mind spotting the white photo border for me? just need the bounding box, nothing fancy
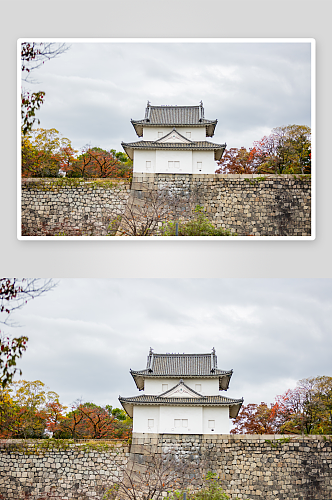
[17,37,316,241]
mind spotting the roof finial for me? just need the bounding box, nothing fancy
[212,347,215,355]
[200,100,203,107]
[149,347,153,355]
[147,100,151,107]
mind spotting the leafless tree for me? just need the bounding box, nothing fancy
[21,42,70,83]
[0,279,56,325]
[0,279,56,387]
[21,42,70,134]
[104,447,205,500]
[108,182,203,236]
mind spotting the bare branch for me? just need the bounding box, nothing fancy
[108,182,203,236]
[21,42,70,82]
[0,278,57,326]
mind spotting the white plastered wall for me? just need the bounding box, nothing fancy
[144,378,220,395]
[143,127,207,142]
[155,150,193,173]
[202,406,230,434]
[133,405,160,433]
[133,150,156,173]
[192,150,217,174]
[159,405,203,434]
[132,404,230,434]
[133,149,217,174]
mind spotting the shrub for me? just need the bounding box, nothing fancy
[162,207,235,236]
[166,472,245,500]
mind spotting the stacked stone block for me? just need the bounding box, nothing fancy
[0,435,331,500]
[132,173,311,236]
[0,440,129,499]
[21,174,311,237]
[21,179,131,236]
[131,433,332,500]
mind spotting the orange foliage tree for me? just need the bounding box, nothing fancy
[53,401,132,439]
[64,146,132,179]
[0,380,66,439]
[21,128,78,178]
[215,147,261,174]
[21,132,133,179]
[231,401,290,434]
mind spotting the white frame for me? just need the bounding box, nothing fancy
[18,38,315,241]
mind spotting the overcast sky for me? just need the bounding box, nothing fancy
[21,39,312,156]
[5,278,331,419]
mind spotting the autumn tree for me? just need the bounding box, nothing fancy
[0,387,19,438]
[215,125,311,175]
[0,379,66,438]
[215,147,261,174]
[53,401,132,439]
[21,42,69,135]
[65,146,132,179]
[232,376,332,435]
[230,401,289,434]
[21,128,77,177]
[276,376,332,435]
[253,125,311,174]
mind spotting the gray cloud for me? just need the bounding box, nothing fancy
[22,41,312,154]
[7,279,331,413]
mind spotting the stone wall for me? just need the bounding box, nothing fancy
[131,173,311,237]
[21,179,131,236]
[131,433,332,500]
[0,435,331,500]
[0,440,129,500]
[21,174,311,236]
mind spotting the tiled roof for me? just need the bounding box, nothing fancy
[122,140,224,150]
[141,352,226,376]
[119,394,242,405]
[131,103,218,137]
[119,394,243,418]
[130,351,233,391]
[121,140,226,161]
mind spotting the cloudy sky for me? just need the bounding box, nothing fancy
[21,39,312,155]
[5,278,331,420]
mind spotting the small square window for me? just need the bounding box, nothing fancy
[148,419,154,428]
[146,161,151,171]
[162,384,168,392]
[186,132,191,139]
[174,419,181,428]
[197,162,202,172]
[158,131,163,138]
[208,420,215,429]
[182,419,188,428]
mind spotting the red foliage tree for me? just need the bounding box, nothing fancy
[215,147,261,174]
[65,147,132,179]
[215,125,311,175]
[54,401,132,439]
[231,401,290,434]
